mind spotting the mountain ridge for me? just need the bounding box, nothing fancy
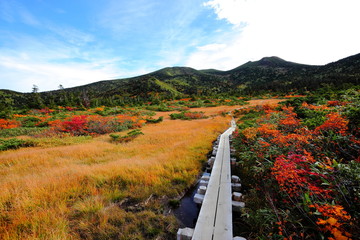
[1,53,359,108]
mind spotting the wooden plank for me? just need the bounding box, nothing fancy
[192,134,225,240]
[213,130,233,239]
[192,123,236,240]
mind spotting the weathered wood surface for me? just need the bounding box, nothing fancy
[192,121,235,240]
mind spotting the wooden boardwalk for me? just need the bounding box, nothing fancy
[191,121,236,240]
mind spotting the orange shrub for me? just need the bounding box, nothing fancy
[183,111,206,119]
[0,119,20,129]
[257,123,280,137]
[302,102,330,110]
[310,204,352,240]
[315,112,349,135]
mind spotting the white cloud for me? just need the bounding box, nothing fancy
[204,0,253,25]
[0,55,120,93]
[0,39,156,93]
[187,0,360,70]
[0,33,136,92]
[197,43,226,51]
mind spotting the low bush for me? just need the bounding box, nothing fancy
[145,116,163,124]
[0,127,47,137]
[0,119,20,129]
[110,129,144,143]
[47,115,144,136]
[145,104,173,112]
[0,138,35,151]
[17,116,44,127]
[169,111,207,120]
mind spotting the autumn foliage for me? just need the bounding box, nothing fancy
[48,114,144,136]
[233,98,359,239]
[0,119,19,129]
[314,112,349,135]
[310,204,352,240]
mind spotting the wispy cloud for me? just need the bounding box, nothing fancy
[96,0,209,68]
[0,0,15,22]
[18,6,39,26]
[98,0,160,37]
[46,24,94,46]
[0,0,39,25]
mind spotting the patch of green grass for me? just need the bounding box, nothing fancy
[31,135,92,147]
[154,79,182,96]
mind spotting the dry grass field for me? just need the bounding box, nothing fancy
[0,100,281,239]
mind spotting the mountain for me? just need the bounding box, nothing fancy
[48,66,229,96]
[211,54,360,94]
[1,53,360,108]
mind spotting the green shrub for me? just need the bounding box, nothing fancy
[240,110,262,121]
[169,111,207,120]
[237,120,258,130]
[109,133,120,141]
[0,127,48,137]
[127,129,144,137]
[0,138,35,151]
[18,116,42,127]
[145,116,163,124]
[145,104,172,112]
[110,129,144,143]
[301,111,327,129]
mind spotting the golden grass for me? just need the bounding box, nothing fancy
[0,113,233,239]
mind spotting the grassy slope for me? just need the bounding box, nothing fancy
[153,79,182,96]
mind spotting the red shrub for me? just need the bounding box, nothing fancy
[61,115,88,135]
[327,101,347,107]
[272,153,332,198]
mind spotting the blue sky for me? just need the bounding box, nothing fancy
[1,0,359,92]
